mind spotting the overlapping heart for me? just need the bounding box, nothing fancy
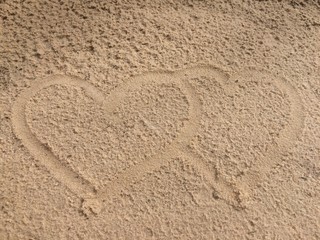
[12,66,304,213]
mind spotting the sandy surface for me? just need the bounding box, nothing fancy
[1,0,320,239]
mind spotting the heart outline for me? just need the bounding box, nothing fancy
[12,65,304,212]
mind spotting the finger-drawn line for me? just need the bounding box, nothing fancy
[178,66,304,203]
[226,70,305,196]
[12,76,102,199]
[11,66,304,213]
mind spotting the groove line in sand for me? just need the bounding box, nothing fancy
[11,66,304,212]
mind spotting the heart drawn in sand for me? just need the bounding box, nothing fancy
[12,66,304,213]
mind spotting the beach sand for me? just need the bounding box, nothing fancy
[1,0,319,239]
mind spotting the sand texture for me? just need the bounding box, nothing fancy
[1,0,320,239]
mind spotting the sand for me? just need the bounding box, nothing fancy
[0,0,319,239]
